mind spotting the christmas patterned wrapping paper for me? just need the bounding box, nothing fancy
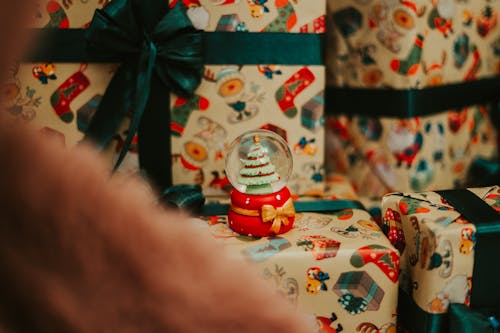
[325,0,499,199]
[5,0,326,196]
[381,186,500,331]
[197,174,399,333]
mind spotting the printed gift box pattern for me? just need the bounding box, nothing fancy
[198,175,399,332]
[381,186,500,332]
[325,0,499,198]
[171,64,325,197]
[7,0,326,196]
[192,209,399,333]
[333,270,385,314]
[297,235,341,260]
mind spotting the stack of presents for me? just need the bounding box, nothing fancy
[6,0,500,331]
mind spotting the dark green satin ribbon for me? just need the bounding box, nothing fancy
[28,29,324,65]
[398,288,448,333]
[325,77,500,118]
[436,190,500,308]
[75,0,204,182]
[399,189,500,333]
[161,185,205,214]
[202,199,365,216]
[449,304,500,333]
[468,158,500,187]
[28,7,323,190]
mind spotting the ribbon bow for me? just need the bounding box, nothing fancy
[261,198,295,233]
[84,0,203,170]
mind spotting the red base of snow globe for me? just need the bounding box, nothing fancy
[228,186,295,237]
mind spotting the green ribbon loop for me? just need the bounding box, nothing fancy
[449,303,500,333]
[83,0,203,170]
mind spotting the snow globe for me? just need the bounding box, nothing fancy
[225,129,295,237]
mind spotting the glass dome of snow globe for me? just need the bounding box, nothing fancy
[225,129,293,195]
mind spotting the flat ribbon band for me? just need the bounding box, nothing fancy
[204,199,365,216]
[26,28,323,190]
[326,77,500,118]
[26,29,325,65]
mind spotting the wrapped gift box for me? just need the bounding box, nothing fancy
[196,175,400,332]
[381,186,500,332]
[325,0,499,199]
[7,0,326,196]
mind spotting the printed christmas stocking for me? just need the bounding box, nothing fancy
[350,244,399,283]
[390,34,424,76]
[44,1,69,28]
[170,94,210,137]
[263,0,297,32]
[275,67,315,118]
[299,16,326,33]
[50,68,90,123]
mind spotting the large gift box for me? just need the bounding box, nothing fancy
[325,0,499,199]
[382,186,500,332]
[196,174,400,332]
[6,0,326,196]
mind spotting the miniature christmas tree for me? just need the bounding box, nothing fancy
[226,129,295,237]
[238,135,279,194]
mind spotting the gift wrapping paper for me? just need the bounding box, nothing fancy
[198,174,399,332]
[381,186,500,331]
[325,0,499,199]
[6,0,326,196]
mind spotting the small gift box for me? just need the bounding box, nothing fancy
[333,270,386,314]
[325,0,499,199]
[382,186,500,332]
[9,0,327,196]
[297,235,341,260]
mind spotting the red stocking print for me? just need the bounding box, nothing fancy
[50,67,90,123]
[350,244,400,283]
[275,67,315,118]
[44,1,69,28]
[170,94,210,137]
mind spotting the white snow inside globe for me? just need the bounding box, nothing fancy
[226,129,293,194]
